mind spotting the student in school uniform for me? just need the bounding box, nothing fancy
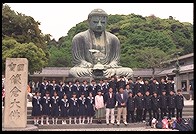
[126,91,135,123]
[40,91,51,125]
[68,92,79,124]
[134,91,144,123]
[50,91,60,124]
[60,94,69,124]
[175,89,184,120]
[72,79,81,98]
[40,79,49,98]
[88,80,97,97]
[96,79,105,95]
[80,80,89,98]
[64,81,74,99]
[95,89,105,124]
[57,80,65,100]
[142,90,152,122]
[108,76,117,94]
[32,91,42,126]
[78,92,87,124]
[151,91,160,120]
[49,79,59,98]
[86,92,95,124]
[159,90,168,119]
[167,90,176,119]
[104,87,116,125]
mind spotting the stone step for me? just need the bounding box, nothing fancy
[37,122,146,129]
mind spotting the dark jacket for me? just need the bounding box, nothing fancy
[104,92,116,108]
[134,95,144,109]
[150,83,160,95]
[159,95,168,109]
[151,95,160,110]
[134,82,144,95]
[166,82,174,94]
[116,80,126,91]
[175,95,184,109]
[109,80,117,93]
[143,95,152,110]
[127,96,135,111]
[116,91,128,107]
[167,94,176,108]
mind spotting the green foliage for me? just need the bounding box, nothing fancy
[2,38,48,74]
[2,4,50,74]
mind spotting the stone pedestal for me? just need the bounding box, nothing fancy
[3,58,28,128]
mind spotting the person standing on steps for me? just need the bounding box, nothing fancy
[104,87,116,125]
[95,89,105,124]
[116,87,128,126]
[68,92,79,124]
[127,91,136,123]
[175,89,184,120]
[86,92,95,124]
[40,91,51,125]
[50,91,60,124]
[78,92,87,124]
[32,91,42,126]
[60,94,69,124]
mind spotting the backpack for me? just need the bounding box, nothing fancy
[162,118,169,129]
[156,120,163,129]
[175,118,193,131]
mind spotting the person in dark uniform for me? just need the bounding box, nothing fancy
[49,79,59,98]
[78,92,87,124]
[143,79,150,95]
[166,78,174,96]
[104,87,116,125]
[167,90,176,119]
[40,79,49,98]
[142,90,152,122]
[151,91,160,120]
[32,91,42,126]
[80,80,89,98]
[135,91,144,122]
[72,79,81,98]
[86,92,95,124]
[150,78,160,96]
[50,91,60,124]
[159,78,167,96]
[127,78,135,94]
[40,91,51,125]
[96,79,105,95]
[108,76,117,93]
[57,80,65,99]
[116,76,126,92]
[88,80,97,97]
[103,78,110,94]
[64,81,74,99]
[159,90,168,119]
[134,77,144,96]
[175,89,184,120]
[60,94,69,124]
[126,91,135,123]
[68,92,79,124]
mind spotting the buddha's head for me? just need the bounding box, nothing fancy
[88,8,108,33]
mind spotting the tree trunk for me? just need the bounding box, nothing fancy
[152,67,155,77]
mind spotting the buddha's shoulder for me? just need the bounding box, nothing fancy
[72,30,89,40]
[105,31,119,41]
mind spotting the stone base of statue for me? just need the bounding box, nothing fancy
[2,125,39,131]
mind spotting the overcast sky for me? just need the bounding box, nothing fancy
[6,3,193,41]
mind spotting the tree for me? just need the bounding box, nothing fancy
[2,38,48,74]
[134,47,170,77]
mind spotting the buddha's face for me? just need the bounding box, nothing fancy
[88,16,107,33]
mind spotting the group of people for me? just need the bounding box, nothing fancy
[30,75,184,126]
